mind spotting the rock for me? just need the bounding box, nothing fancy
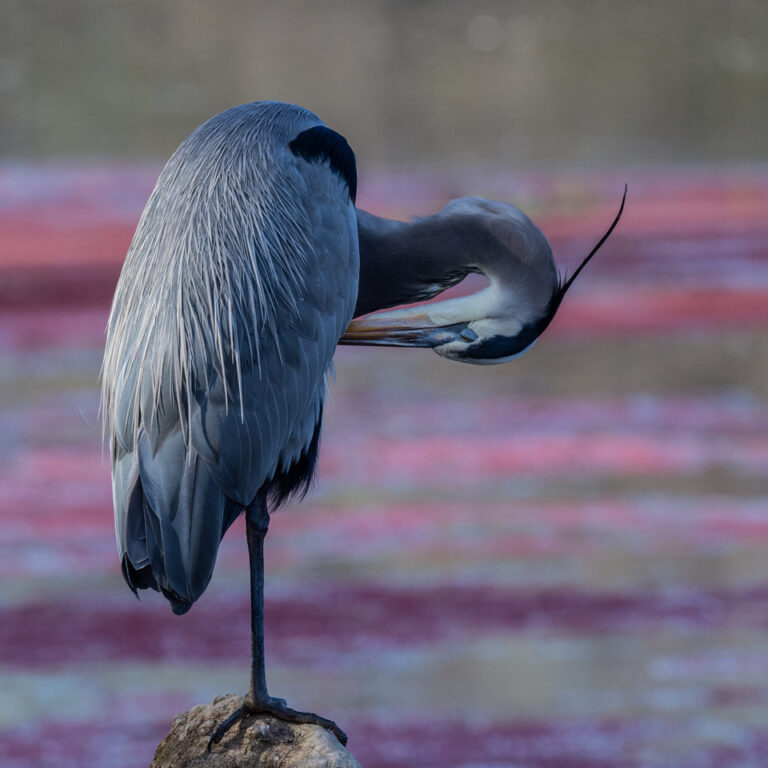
[150,694,363,768]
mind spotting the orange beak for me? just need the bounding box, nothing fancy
[339,313,465,348]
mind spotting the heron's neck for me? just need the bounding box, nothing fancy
[354,209,486,317]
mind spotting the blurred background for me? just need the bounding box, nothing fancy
[2,2,768,767]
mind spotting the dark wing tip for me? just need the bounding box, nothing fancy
[121,555,156,596]
[121,554,192,614]
[164,589,193,615]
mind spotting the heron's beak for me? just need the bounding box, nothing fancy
[339,313,466,348]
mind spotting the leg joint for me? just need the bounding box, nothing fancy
[246,497,270,534]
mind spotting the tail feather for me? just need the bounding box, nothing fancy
[114,426,241,612]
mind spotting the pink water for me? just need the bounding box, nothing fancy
[1,167,767,767]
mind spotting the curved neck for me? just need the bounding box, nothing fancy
[355,209,491,317]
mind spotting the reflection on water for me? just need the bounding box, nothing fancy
[3,1,768,166]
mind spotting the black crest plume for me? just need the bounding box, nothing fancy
[557,185,627,299]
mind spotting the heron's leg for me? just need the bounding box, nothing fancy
[245,495,270,702]
[208,495,347,750]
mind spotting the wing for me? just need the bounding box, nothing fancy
[104,105,359,612]
[188,171,359,507]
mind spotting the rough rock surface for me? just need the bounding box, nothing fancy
[150,694,362,768]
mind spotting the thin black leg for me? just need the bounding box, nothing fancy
[208,494,347,751]
[245,496,269,701]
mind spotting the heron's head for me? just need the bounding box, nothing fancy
[341,189,626,365]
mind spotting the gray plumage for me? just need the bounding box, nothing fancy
[102,98,623,619]
[102,102,358,613]
[101,99,623,744]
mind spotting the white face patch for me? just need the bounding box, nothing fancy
[466,316,523,340]
[421,287,495,327]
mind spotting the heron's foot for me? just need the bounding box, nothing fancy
[207,705,249,751]
[207,695,347,751]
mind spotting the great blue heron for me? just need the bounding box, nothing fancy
[101,101,624,749]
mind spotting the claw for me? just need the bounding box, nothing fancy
[206,696,347,751]
[207,705,248,752]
